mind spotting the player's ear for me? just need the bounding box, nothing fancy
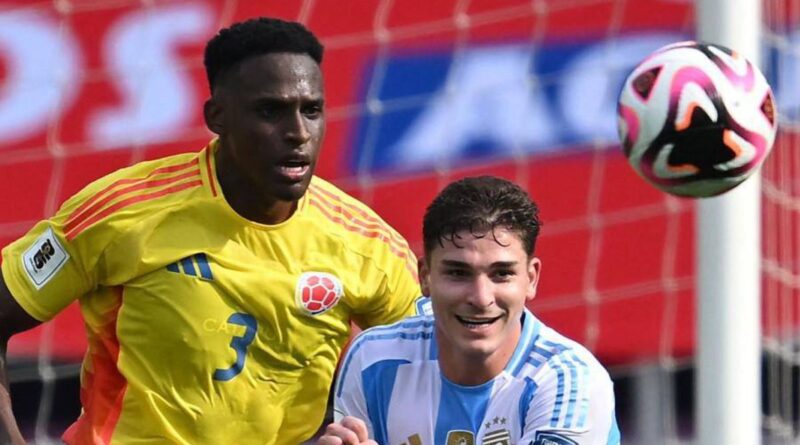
[526,257,541,302]
[204,97,225,135]
[419,256,431,296]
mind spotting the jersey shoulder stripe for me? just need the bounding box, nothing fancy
[507,310,541,376]
[354,316,435,348]
[522,324,603,431]
[63,153,205,240]
[65,157,198,227]
[308,179,409,247]
[307,179,409,247]
[307,179,417,278]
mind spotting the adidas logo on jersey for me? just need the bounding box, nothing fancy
[165,253,214,280]
[295,272,343,315]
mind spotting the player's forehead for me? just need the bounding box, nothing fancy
[430,228,527,267]
[219,52,323,98]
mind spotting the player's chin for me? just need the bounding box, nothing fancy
[456,337,502,359]
[273,179,312,202]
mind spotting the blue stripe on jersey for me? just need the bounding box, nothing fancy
[527,331,587,428]
[543,339,568,349]
[180,257,197,276]
[166,262,179,272]
[362,359,409,445]
[607,410,621,445]
[562,356,579,428]
[195,253,213,280]
[549,359,566,427]
[528,342,566,367]
[569,352,591,428]
[336,318,435,397]
[542,349,591,429]
[359,317,435,337]
[508,310,541,376]
[518,377,538,436]
[435,377,494,445]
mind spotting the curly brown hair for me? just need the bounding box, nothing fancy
[423,176,542,257]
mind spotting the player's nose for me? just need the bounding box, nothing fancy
[465,275,495,308]
[284,110,312,145]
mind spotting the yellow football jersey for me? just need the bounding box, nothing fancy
[1,141,422,444]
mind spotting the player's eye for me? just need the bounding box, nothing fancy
[302,104,323,118]
[443,268,469,278]
[493,269,515,281]
[257,104,278,117]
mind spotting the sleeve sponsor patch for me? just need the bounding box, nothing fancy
[532,431,578,445]
[21,227,69,289]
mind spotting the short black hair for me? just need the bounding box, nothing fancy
[423,176,542,257]
[204,17,324,92]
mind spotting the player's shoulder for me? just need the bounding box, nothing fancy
[345,315,435,367]
[306,176,406,240]
[55,149,209,240]
[521,319,612,384]
[517,319,617,440]
[62,150,206,214]
[304,176,416,277]
[94,151,201,190]
[307,176,382,217]
[65,151,203,209]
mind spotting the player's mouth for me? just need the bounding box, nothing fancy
[277,159,310,181]
[455,314,503,331]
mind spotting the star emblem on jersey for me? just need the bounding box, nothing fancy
[295,272,344,315]
[485,417,507,429]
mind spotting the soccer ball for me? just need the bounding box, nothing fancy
[617,41,777,198]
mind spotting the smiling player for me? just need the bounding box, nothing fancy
[321,176,620,445]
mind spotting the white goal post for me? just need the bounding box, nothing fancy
[696,1,763,444]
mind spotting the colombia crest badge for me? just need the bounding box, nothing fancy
[295,271,343,315]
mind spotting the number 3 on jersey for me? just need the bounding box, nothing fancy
[213,312,257,381]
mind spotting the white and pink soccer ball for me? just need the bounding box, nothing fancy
[617,41,777,198]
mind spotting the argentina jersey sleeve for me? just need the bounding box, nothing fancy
[332,316,437,444]
[333,329,376,437]
[519,338,621,444]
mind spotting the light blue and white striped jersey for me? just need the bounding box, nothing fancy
[334,309,620,445]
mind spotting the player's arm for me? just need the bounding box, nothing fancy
[0,216,102,444]
[0,275,42,445]
[520,353,621,445]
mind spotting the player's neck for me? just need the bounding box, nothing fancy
[436,325,521,386]
[215,151,297,225]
